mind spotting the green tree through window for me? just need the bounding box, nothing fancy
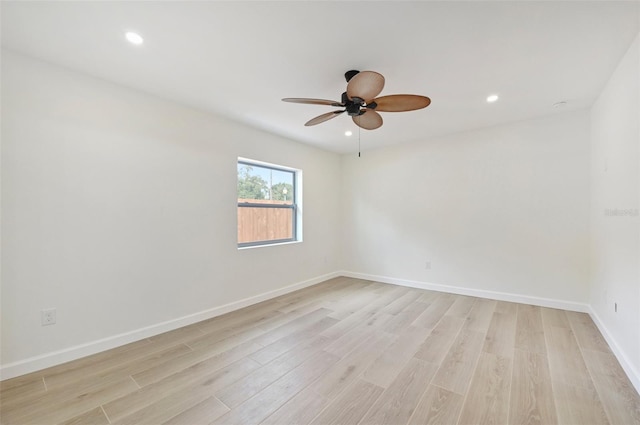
[271,182,294,202]
[237,164,268,200]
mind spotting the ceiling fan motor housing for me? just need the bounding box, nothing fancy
[340,91,363,116]
[347,99,364,116]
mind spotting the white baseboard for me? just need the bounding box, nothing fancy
[341,271,590,312]
[588,307,640,395]
[0,271,340,381]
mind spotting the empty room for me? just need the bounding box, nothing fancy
[1,1,639,424]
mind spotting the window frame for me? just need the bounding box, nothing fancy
[237,158,301,249]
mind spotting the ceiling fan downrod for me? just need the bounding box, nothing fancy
[344,70,360,82]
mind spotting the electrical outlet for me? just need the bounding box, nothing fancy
[614,302,617,313]
[41,309,57,326]
[425,261,431,270]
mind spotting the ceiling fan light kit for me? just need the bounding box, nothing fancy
[283,70,431,131]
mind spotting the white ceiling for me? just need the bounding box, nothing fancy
[2,1,639,153]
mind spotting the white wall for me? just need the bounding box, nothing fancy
[590,33,640,386]
[0,50,342,375]
[341,110,591,306]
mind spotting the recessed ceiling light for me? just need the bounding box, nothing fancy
[125,32,144,45]
[486,94,499,103]
[345,131,353,136]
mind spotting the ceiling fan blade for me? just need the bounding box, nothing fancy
[353,110,383,130]
[346,71,385,103]
[283,98,343,106]
[305,110,345,126]
[372,94,431,112]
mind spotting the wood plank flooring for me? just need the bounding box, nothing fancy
[1,277,639,425]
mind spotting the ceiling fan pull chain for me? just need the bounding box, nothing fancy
[358,124,361,158]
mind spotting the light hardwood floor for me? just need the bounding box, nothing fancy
[1,277,639,425]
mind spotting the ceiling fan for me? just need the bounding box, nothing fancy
[283,70,431,130]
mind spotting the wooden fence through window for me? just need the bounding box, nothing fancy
[237,199,293,244]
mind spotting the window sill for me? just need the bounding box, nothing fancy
[237,240,302,250]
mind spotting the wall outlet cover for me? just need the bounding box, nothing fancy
[41,309,57,326]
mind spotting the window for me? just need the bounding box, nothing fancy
[237,158,301,248]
